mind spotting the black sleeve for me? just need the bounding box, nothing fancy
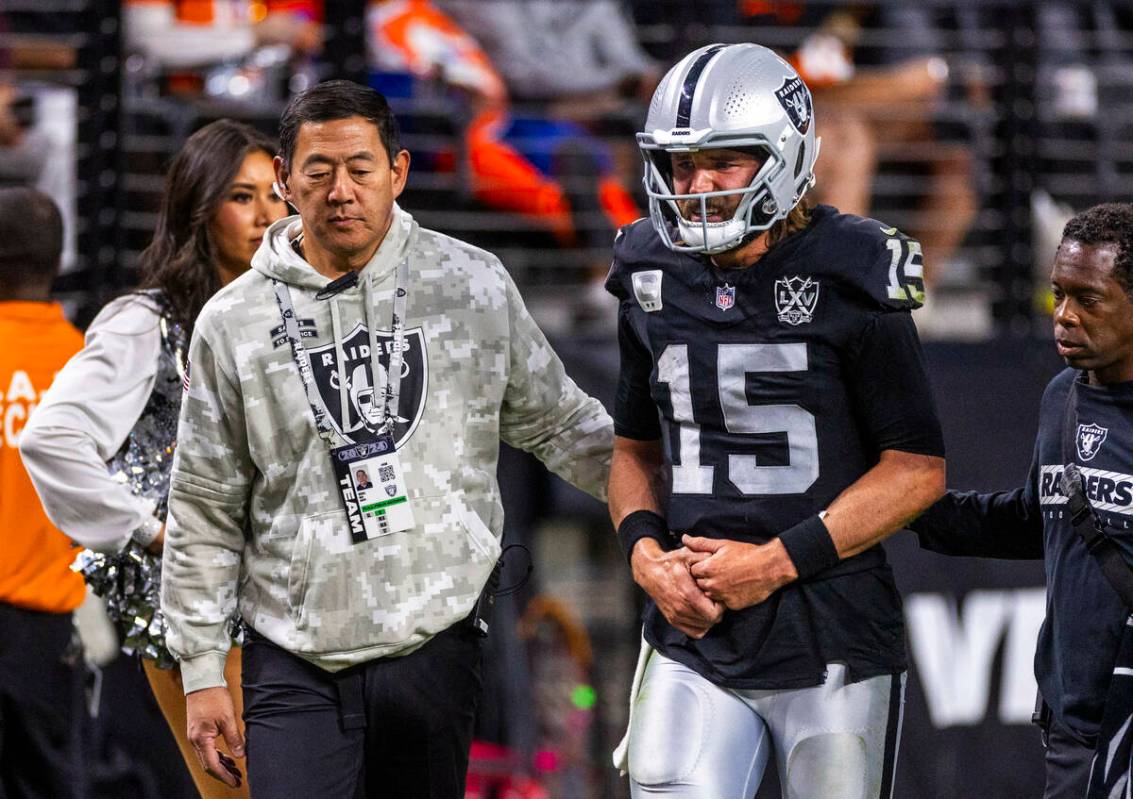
[847,310,945,456]
[614,303,661,440]
[909,444,1045,559]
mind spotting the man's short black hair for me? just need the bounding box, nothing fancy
[0,187,63,292]
[279,79,401,168]
[1061,203,1133,295]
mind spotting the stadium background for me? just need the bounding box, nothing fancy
[5,1,1133,796]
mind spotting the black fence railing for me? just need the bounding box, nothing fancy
[20,1,1133,337]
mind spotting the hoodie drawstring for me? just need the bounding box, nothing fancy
[329,298,351,430]
[363,272,388,428]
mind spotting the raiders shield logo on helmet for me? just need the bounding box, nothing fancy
[307,322,428,447]
[1077,422,1108,462]
[774,76,812,135]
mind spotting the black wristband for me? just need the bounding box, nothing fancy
[778,515,839,580]
[617,510,669,564]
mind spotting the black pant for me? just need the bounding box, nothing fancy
[1043,715,1094,799]
[0,603,85,799]
[242,622,483,799]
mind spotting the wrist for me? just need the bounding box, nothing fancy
[617,509,669,565]
[131,514,163,549]
[777,514,839,581]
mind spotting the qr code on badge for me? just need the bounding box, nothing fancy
[378,464,395,483]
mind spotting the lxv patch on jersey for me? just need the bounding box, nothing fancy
[632,269,664,312]
[775,276,819,325]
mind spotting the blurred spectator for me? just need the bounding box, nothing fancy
[438,0,659,119]
[124,0,324,102]
[0,9,80,271]
[125,0,322,70]
[0,188,87,799]
[727,3,980,290]
[369,0,641,259]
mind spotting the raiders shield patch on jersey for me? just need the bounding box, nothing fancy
[775,276,819,325]
[307,322,428,448]
[632,269,664,312]
[775,76,812,135]
[1077,422,1108,461]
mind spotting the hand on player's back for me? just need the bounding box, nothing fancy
[685,535,799,611]
[630,538,724,638]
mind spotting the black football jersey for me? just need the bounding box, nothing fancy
[607,205,945,689]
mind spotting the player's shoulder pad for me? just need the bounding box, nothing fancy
[604,218,666,301]
[812,210,926,312]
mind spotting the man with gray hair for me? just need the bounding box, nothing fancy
[161,80,612,797]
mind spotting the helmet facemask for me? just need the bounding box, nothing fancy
[640,139,789,255]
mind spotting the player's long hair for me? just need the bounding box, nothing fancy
[766,201,813,249]
[136,119,278,337]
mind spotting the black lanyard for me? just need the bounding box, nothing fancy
[272,257,410,447]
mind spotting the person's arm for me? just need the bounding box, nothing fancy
[497,268,612,500]
[160,321,253,787]
[19,298,164,553]
[605,303,723,637]
[161,321,252,693]
[686,449,945,609]
[688,311,947,609]
[611,435,723,638]
[910,480,1044,560]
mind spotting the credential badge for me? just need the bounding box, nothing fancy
[715,283,736,311]
[775,276,819,325]
[632,269,664,312]
[775,76,812,135]
[1077,422,1108,462]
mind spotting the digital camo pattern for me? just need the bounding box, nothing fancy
[79,293,185,667]
[163,207,613,692]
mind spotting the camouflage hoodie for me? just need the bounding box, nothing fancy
[162,205,613,693]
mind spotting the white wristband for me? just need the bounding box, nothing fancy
[131,514,163,548]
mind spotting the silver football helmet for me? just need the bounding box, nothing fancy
[639,43,820,254]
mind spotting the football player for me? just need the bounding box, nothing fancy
[606,43,946,798]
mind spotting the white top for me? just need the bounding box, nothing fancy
[125,3,257,70]
[19,296,164,553]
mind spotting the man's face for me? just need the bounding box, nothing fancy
[276,116,410,269]
[1051,239,1133,384]
[356,470,368,483]
[669,148,764,223]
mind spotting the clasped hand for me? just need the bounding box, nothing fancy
[630,535,798,638]
[682,534,797,611]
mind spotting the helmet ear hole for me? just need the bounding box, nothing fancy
[794,142,806,179]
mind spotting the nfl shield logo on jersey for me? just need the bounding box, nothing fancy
[715,284,736,311]
[1077,422,1108,461]
[775,276,819,325]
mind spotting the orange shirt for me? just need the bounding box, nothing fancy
[0,301,85,613]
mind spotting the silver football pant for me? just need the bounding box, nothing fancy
[627,654,905,799]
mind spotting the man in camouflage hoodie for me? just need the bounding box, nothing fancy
[160,80,613,797]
